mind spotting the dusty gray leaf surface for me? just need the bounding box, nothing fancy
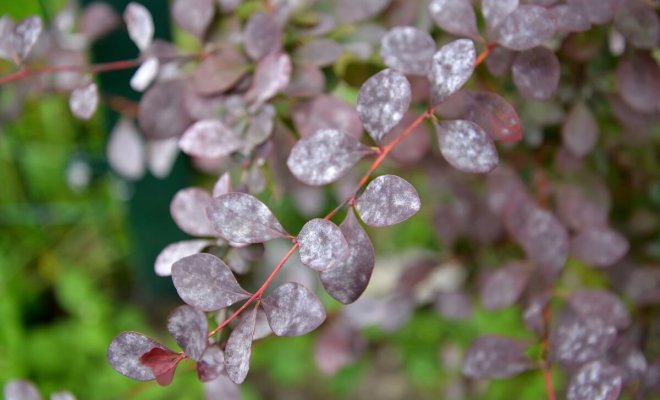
[429,0,479,39]
[298,219,349,272]
[263,282,326,336]
[124,2,154,51]
[463,336,535,379]
[167,305,208,361]
[179,119,243,159]
[436,120,499,173]
[107,331,167,381]
[355,175,421,227]
[69,82,99,120]
[224,307,257,384]
[567,360,623,400]
[170,187,216,237]
[155,239,211,277]
[357,68,411,142]
[380,26,436,76]
[428,39,476,105]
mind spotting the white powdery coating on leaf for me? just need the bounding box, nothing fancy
[262,282,326,336]
[428,39,476,104]
[512,46,560,101]
[491,5,557,51]
[107,118,145,180]
[567,0,624,25]
[170,187,216,237]
[167,305,208,361]
[292,95,363,140]
[572,226,629,268]
[172,0,214,39]
[436,120,499,173]
[243,12,281,61]
[462,336,535,379]
[69,82,99,120]
[179,119,243,159]
[12,16,43,61]
[155,239,211,276]
[567,360,623,400]
[380,26,436,76]
[568,289,631,329]
[107,331,166,381]
[562,101,598,158]
[481,263,530,310]
[148,137,179,178]
[357,68,411,142]
[3,380,41,400]
[196,346,225,382]
[247,52,292,108]
[356,175,421,227]
[551,312,617,365]
[124,2,153,52]
[130,56,159,92]
[482,0,519,33]
[552,4,591,33]
[206,192,288,244]
[287,129,373,186]
[466,91,523,143]
[298,219,349,272]
[320,209,375,304]
[171,253,250,311]
[429,0,479,39]
[224,307,257,384]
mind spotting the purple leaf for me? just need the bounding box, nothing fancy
[3,380,41,400]
[319,209,375,304]
[491,5,557,51]
[138,79,192,139]
[285,65,325,98]
[81,2,120,42]
[551,4,591,33]
[567,360,624,400]
[616,51,660,114]
[167,305,208,361]
[551,310,617,366]
[155,239,211,277]
[170,187,216,237]
[107,331,169,381]
[357,68,411,142]
[244,104,275,148]
[262,282,326,336]
[380,26,436,76]
[192,52,248,96]
[463,336,535,379]
[429,0,479,39]
[147,137,179,178]
[335,0,391,23]
[481,262,530,310]
[523,293,551,335]
[465,91,523,143]
[171,0,214,39]
[614,0,659,49]
[292,95,363,139]
[568,289,630,329]
[171,253,250,311]
[107,118,146,180]
[314,319,366,374]
[428,39,476,105]
[512,46,560,101]
[482,0,519,34]
[562,101,598,157]
[224,307,257,384]
[196,345,224,382]
[436,120,499,173]
[130,56,159,92]
[555,184,608,231]
[213,172,232,198]
[606,339,648,384]
[377,111,431,164]
[295,39,344,67]
[624,268,660,306]
[207,192,288,243]
[139,347,180,386]
[297,219,349,272]
[179,119,243,159]
[243,12,282,61]
[9,16,43,62]
[572,226,629,268]
[434,291,474,320]
[567,0,625,25]
[287,129,374,186]
[246,52,292,108]
[355,175,421,227]
[124,2,154,52]
[203,375,240,400]
[486,46,516,77]
[69,82,99,120]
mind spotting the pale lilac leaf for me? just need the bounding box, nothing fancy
[124,2,154,51]
[295,39,344,67]
[224,307,257,384]
[139,79,192,139]
[434,291,473,320]
[251,308,272,340]
[292,95,363,139]
[355,175,421,227]
[512,46,560,101]
[335,0,391,23]
[204,375,240,400]
[244,104,275,148]
[155,240,211,277]
[246,52,291,108]
[147,137,179,178]
[615,0,659,49]
[179,119,242,159]
[466,91,523,142]
[212,173,232,198]
[463,336,535,379]
[606,339,648,384]
[429,0,479,39]
[69,82,99,120]
[314,319,366,374]
[284,65,325,98]
[319,209,375,304]
[481,263,530,310]
[567,360,624,400]
[171,253,250,311]
[523,293,551,335]
[567,0,625,25]
[206,192,288,243]
[107,331,168,381]
[562,101,598,157]
[217,0,242,13]
[551,311,617,365]
[436,120,499,173]
[378,111,431,164]
[551,4,591,33]
[287,129,373,186]
[428,39,476,105]
[568,289,630,329]
[12,16,43,61]
[170,188,216,236]
[130,57,159,92]
[298,219,349,272]
[81,2,120,42]
[172,0,214,39]
[555,184,608,231]
[192,52,249,95]
[0,17,14,61]
[617,51,660,114]
[3,380,41,400]
[624,268,660,306]
[107,118,146,180]
[167,305,208,361]
[486,46,516,77]
[357,68,411,142]
[482,0,519,34]
[380,26,436,76]
[196,345,224,382]
[491,5,557,51]
[572,226,629,268]
[263,282,326,336]
[243,12,281,61]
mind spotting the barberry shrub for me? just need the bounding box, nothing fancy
[1,0,659,399]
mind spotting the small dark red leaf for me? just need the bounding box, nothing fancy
[140,347,181,386]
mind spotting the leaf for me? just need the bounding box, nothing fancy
[616,51,660,114]
[429,0,479,39]
[243,12,282,61]
[192,52,249,95]
[147,137,179,178]
[567,360,623,400]
[246,52,292,108]
[625,268,660,306]
[562,101,598,157]
[512,46,560,101]
[614,0,659,49]
[572,226,629,268]
[485,46,516,77]
[171,253,250,311]
[81,2,121,42]
[170,187,216,237]
[213,172,232,198]
[155,239,211,276]
[10,16,43,62]
[130,56,159,92]
[138,79,192,139]
[262,282,326,336]
[107,331,169,381]
[292,95,363,139]
[172,0,214,39]
[124,2,154,52]
[196,345,225,382]
[203,375,240,400]
[567,0,625,25]
[434,291,474,320]
[357,68,411,142]
[314,319,366,374]
[320,209,375,304]
[482,0,519,34]
[335,0,391,23]
[355,175,421,227]
[167,305,209,361]
[297,219,349,272]
[295,39,344,67]
[428,39,476,105]
[550,310,617,366]
[224,306,257,384]
[551,4,591,33]
[69,82,99,120]
[462,336,535,379]
[287,129,374,186]
[3,380,41,400]
[568,289,630,329]
[139,347,181,386]
[436,120,499,173]
[480,262,530,310]
[179,119,243,159]
[380,26,436,76]
[378,111,432,164]
[555,184,608,231]
[465,91,523,142]
[491,5,557,51]
[606,338,648,385]
[106,118,146,180]
[285,65,325,98]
